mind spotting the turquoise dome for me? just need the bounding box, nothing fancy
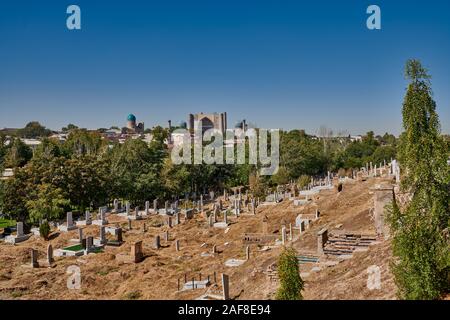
[127,114,136,122]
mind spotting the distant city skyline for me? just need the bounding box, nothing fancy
[1,1,449,135]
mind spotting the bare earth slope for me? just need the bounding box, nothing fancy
[0,177,397,300]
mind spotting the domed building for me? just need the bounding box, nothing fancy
[126,114,144,134]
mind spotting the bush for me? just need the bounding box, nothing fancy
[297,175,310,189]
[39,220,51,240]
[276,247,303,300]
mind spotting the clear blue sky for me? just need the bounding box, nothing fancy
[0,0,449,135]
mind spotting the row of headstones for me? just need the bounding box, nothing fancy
[29,245,54,268]
[361,159,394,178]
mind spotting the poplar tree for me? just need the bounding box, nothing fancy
[388,59,450,299]
[276,247,304,300]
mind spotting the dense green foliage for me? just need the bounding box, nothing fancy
[17,121,51,139]
[276,247,304,300]
[39,220,51,240]
[0,123,402,228]
[387,59,450,300]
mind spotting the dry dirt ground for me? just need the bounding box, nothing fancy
[0,177,399,300]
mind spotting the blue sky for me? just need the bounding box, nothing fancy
[0,0,449,135]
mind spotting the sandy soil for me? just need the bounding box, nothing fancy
[0,177,399,300]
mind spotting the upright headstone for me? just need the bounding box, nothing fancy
[154,235,160,249]
[175,212,180,225]
[31,249,38,268]
[153,199,158,212]
[47,244,54,265]
[317,228,328,255]
[224,210,228,225]
[78,228,83,243]
[281,226,287,245]
[86,236,94,252]
[135,207,139,218]
[100,226,106,245]
[145,201,150,215]
[114,199,119,213]
[67,212,74,228]
[175,240,180,251]
[222,274,230,300]
[208,214,214,227]
[246,245,250,260]
[16,222,24,237]
[126,202,130,215]
[85,210,92,225]
[131,241,144,263]
[164,231,169,241]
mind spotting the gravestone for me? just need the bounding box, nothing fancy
[17,222,24,237]
[126,202,130,215]
[373,184,394,240]
[78,228,83,243]
[114,199,119,213]
[145,201,150,215]
[100,226,107,245]
[131,241,144,263]
[175,240,180,251]
[299,221,305,234]
[246,245,250,260]
[85,211,92,225]
[208,214,214,227]
[31,249,38,268]
[175,212,180,225]
[59,212,77,231]
[222,274,230,300]
[153,199,158,211]
[164,231,169,241]
[86,236,94,252]
[154,235,160,249]
[317,228,328,255]
[281,226,287,245]
[47,244,54,265]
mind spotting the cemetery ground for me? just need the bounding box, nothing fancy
[0,177,398,300]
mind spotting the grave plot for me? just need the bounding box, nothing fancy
[116,241,144,263]
[242,233,278,245]
[4,222,31,244]
[58,212,77,232]
[322,232,379,258]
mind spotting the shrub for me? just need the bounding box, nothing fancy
[297,175,310,189]
[276,247,304,300]
[39,220,51,240]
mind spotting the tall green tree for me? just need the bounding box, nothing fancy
[4,138,33,168]
[26,184,70,224]
[276,247,304,300]
[388,59,450,300]
[17,121,51,138]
